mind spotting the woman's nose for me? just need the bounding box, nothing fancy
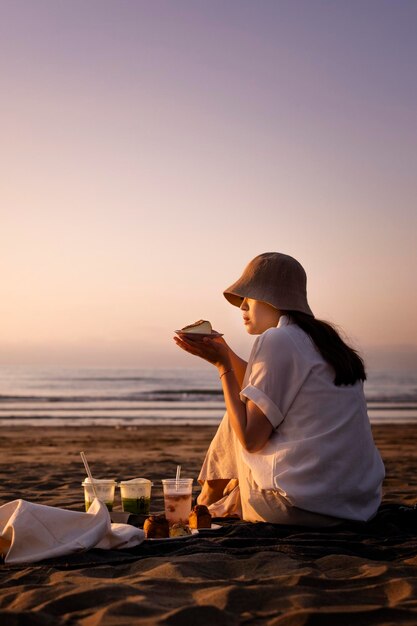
[240,298,249,310]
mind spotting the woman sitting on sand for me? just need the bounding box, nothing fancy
[174,252,385,527]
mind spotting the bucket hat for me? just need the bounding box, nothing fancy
[223,252,314,317]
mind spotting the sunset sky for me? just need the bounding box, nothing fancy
[1,1,416,370]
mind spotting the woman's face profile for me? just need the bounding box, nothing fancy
[240,298,281,335]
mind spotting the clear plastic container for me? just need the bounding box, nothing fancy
[81,478,116,512]
[119,478,152,515]
[162,478,193,524]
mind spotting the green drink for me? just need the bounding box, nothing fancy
[85,500,113,512]
[82,478,116,512]
[121,496,151,515]
[120,478,152,515]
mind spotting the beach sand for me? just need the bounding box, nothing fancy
[1,424,417,625]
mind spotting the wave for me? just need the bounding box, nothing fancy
[365,394,417,403]
[2,392,417,404]
[0,389,224,403]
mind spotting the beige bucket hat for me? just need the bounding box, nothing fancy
[223,252,314,317]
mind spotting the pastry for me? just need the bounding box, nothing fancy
[180,320,212,334]
[169,523,192,538]
[188,504,212,529]
[143,514,170,538]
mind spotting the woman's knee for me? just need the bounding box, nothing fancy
[197,479,233,505]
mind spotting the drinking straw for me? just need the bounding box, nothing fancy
[176,464,181,490]
[80,451,98,499]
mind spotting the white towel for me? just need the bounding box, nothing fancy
[0,498,145,564]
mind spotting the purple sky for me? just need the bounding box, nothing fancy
[1,1,416,368]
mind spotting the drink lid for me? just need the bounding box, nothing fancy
[119,477,153,486]
[81,478,117,485]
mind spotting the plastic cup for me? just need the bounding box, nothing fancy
[81,478,116,512]
[120,478,152,515]
[162,478,194,525]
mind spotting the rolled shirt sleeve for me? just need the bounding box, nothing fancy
[240,384,285,429]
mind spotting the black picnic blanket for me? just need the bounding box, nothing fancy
[2,502,417,570]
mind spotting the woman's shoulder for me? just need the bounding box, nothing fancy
[256,322,320,364]
[258,325,292,347]
[253,324,302,361]
[260,321,308,348]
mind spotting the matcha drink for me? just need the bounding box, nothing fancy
[121,496,150,515]
[85,499,114,512]
[81,478,116,512]
[120,478,152,515]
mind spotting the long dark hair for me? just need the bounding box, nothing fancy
[284,311,367,386]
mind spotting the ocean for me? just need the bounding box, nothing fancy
[0,365,417,427]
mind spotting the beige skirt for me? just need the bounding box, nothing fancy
[198,413,342,528]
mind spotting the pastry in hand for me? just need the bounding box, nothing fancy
[188,504,212,529]
[169,523,192,538]
[143,514,170,538]
[180,320,212,334]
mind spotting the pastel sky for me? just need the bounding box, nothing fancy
[1,0,416,370]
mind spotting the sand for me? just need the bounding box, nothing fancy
[1,424,417,625]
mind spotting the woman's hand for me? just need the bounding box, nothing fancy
[173,333,231,370]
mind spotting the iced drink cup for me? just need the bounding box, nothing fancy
[120,478,152,515]
[81,478,116,512]
[162,478,193,525]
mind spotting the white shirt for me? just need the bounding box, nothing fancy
[239,316,385,521]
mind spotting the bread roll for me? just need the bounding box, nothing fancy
[143,514,170,538]
[188,504,212,529]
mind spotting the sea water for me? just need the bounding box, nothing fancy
[0,365,416,426]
